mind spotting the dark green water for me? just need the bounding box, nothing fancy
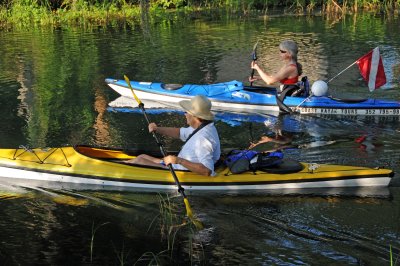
[0,14,399,265]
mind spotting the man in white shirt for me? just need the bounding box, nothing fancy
[127,95,221,176]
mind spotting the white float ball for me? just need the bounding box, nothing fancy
[311,80,329,97]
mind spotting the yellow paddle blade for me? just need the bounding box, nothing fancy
[184,197,203,230]
[123,75,142,106]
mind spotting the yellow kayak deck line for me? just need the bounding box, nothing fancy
[0,145,394,190]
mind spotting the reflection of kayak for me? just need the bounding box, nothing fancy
[108,97,271,127]
[0,145,393,192]
[105,78,400,116]
[108,96,305,132]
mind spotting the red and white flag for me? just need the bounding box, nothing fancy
[356,47,387,91]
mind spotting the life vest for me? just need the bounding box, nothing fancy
[279,64,299,85]
[280,76,299,85]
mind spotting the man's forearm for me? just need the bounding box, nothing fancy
[177,157,212,176]
[155,127,180,139]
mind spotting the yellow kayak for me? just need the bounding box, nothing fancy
[0,145,393,192]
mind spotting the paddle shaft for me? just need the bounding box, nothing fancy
[137,103,187,195]
[123,76,187,197]
[250,69,256,87]
[250,41,258,87]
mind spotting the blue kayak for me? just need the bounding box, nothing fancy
[105,78,400,116]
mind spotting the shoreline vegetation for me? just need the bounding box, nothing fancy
[0,0,399,29]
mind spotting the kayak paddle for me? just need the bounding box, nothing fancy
[250,40,259,87]
[123,75,203,230]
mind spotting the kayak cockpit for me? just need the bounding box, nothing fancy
[74,145,306,174]
[75,145,137,160]
[74,145,182,166]
[162,83,183,90]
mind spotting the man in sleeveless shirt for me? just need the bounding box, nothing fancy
[126,95,221,176]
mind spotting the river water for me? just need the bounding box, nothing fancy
[0,13,399,265]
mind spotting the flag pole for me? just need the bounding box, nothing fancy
[327,60,358,83]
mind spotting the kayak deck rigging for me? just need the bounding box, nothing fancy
[11,146,72,167]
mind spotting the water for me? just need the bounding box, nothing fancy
[0,13,400,264]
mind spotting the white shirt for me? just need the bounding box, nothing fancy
[172,123,221,176]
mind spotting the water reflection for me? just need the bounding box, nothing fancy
[0,13,400,265]
[93,86,112,146]
[383,44,400,89]
[0,180,397,264]
[196,190,399,264]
